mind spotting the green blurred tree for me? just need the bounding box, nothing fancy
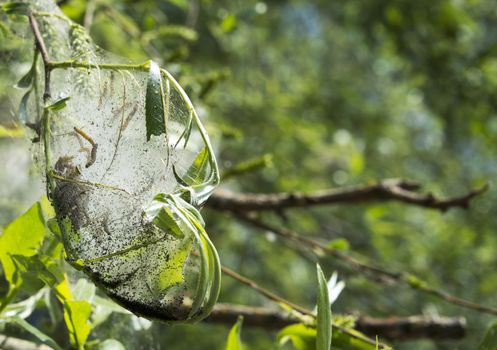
[1,0,497,349]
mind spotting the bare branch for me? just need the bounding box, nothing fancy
[207,179,488,212]
[234,213,497,317]
[221,265,311,316]
[206,304,466,340]
[27,10,52,101]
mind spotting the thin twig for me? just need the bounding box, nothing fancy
[207,179,489,212]
[221,266,311,316]
[221,266,392,349]
[28,10,51,101]
[207,303,466,340]
[234,213,497,317]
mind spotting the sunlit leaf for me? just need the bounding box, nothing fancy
[63,300,92,350]
[225,316,244,350]
[0,201,47,285]
[278,323,316,350]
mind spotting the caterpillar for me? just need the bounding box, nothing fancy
[74,127,98,168]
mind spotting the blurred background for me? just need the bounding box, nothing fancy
[2,0,497,349]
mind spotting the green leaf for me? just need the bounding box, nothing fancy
[174,147,210,188]
[16,51,38,88]
[7,316,63,350]
[145,60,168,141]
[0,201,47,285]
[225,316,244,350]
[63,300,92,350]
[152,206,185,239]
[10,254,64,291]
[46,97,71,111]
[1,2,30,15]
[316,264,332,350]
[278,323,316,350]
[479,321,497,350]
[187,147,210,184]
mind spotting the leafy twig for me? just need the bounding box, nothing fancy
[221,266,391,349]
[234,213,497,317]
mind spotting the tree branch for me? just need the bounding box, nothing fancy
[206,304,466,340]
[207,179,488,212]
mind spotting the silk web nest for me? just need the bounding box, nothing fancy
[13,0,221,322]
